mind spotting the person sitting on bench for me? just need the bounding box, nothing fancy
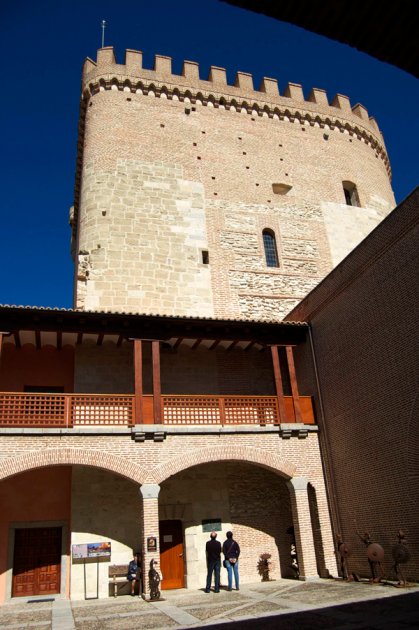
[127,551,142,595]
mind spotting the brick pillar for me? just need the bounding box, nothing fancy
[287,476,318,579]
[140,483,161,595]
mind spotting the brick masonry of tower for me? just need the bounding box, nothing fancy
[72,47,395,319]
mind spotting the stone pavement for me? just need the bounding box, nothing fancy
[1,579,418,630]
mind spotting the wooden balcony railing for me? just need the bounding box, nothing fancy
[0,393,134,428]
[162,395,279,425]
[0,393,315,428]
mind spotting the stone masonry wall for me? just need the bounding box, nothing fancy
[73,53,395,319]
[76,158,213,315]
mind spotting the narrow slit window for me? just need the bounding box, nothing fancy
[262,229,279,268]
[342,181,360,207]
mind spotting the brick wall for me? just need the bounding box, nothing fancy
[286,189,419,579]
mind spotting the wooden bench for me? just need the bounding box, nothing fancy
[108,565,142,597]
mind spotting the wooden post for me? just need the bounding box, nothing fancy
[270,345,287,422]
[219,397,226,425]
[286,346,303,423]
[134,339,144,425]
[64,395,72,428]
[152,341,161,424]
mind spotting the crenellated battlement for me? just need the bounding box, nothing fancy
[80,47,389,172]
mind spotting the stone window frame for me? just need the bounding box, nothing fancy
[262,228,280,268]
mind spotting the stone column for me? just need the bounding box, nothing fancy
[140,483,161,594]
[287,476,318,579]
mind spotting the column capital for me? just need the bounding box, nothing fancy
[287,476,309,492]
[140,483,161,499]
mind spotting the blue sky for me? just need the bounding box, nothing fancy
[0,0,417,308]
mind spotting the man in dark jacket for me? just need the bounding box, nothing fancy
[205,531,221,593]
[223,531,240,591]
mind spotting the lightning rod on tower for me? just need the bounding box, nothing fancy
[101,20,107,48]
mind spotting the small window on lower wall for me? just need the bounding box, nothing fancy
[272,183,292,195]
[342,181,360,207]
[262,229,279,268]
[201,250,209,264]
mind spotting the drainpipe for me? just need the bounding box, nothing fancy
[308,326,343,552]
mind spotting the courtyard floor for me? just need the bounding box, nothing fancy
[1,579,418,630]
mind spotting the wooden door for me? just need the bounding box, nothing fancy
[159,520,184,589]
[12,527,62,597]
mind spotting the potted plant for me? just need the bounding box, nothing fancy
[257,553,272,582]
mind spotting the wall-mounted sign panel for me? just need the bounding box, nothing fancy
[72,541,111,559]
[147,536,157,552]
[202,519,222,533]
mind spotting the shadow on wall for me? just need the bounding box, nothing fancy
[71,466,142,555]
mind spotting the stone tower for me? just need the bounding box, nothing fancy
[71,47,395,318]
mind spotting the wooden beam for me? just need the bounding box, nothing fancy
[208,339,221,351]
[244,341,255,352]
[226,339,240,352]
[97,333,104,346]
[14,331,21,349]
[270,345,287,422]
[286,346,302,423]
[116,334,124,347]
[134,339,144,425]
[152,340,162,424]
[57,331,62,350]
[173,337,184,350]
[191,338,202,350]
[77,332,83,345]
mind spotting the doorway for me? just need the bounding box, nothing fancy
[12,527,62,597]
[159,520,184,589]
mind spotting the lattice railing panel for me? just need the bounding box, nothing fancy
[162,395,279,425]
[0,394,67,427]
[71,396,134,425]
[223,397,279,424]
[162,396,221,425]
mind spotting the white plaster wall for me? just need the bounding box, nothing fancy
[70,466,142,600]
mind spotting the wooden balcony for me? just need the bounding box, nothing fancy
[0,393,315,428]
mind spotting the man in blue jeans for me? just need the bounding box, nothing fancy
[205,531,221,593]
[223,531,240,591]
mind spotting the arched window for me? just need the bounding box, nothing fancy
[262,229,279,268]
[342,181,360,207]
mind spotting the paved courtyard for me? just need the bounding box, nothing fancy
[1,579,418,630]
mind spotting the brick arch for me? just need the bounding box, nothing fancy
[0,448,148,485]
[149,445,297,485]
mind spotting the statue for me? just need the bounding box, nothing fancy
[357,531,385,583]
[336,534,358,581]
[391,529,410,587]
[148,559,161,600]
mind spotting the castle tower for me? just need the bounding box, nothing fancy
[72,47,395,318]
